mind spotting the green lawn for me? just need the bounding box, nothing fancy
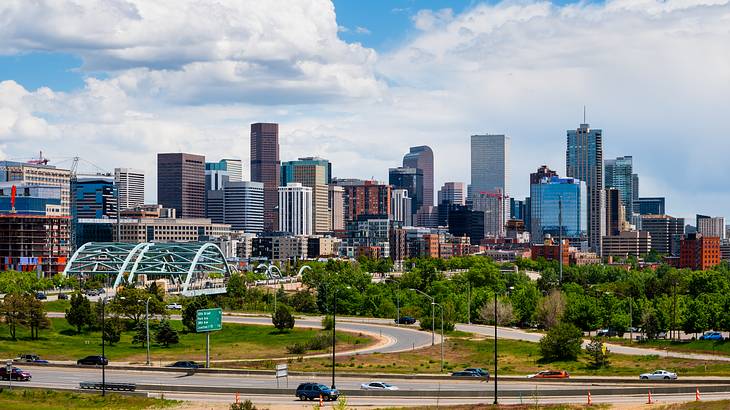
[43,299,71,312]
[231,334,730,377]
[0,318,372,364]
[0,389,177,410]
[606,338,730,356]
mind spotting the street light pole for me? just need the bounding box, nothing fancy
[410,288,435,346]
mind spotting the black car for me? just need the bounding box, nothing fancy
[57,293,69,300]
[597,328,624,337]
[167,361,202,369]
[77,355,108,366]
[295,383,339,401]
[18,354,49,364]
[452,369,489,379]
[35,292,47,300]
[395,316,416,325]
[0,367,31,381]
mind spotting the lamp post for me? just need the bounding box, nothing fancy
[410,288,435,346]
[433,302,444,373]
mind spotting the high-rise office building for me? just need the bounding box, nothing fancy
[437,182,465,206]
[0,161,71,216]
[641,214,685,255]
[281,157,331,234]
[391,189,413,226]
[72,176,117,219]
[328,185,345,231]
[278,183,313,236]
[471,134,509,199]
[604,156,633,219]
[389,167,423,217]
[529,171,587,242]
[634,197,665,215]
[448,205,484,244]
[696,214,726,240]
[510,198,527,221]
[114,168,144,210]
[224,181,264,233]
[250,123,280,232]
[157,153,205,218]
[402,146,434,210]
[333,178,391,222]
[566,123,604,252]
[605,188,624,236]
[632,174,640,201]
[472,190,507,238]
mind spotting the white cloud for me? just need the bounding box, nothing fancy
[0,0,729,219]
[355,26,371,35]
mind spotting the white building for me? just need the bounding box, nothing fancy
[472,190,508,238]
[223,181,264,233]
[114,168,145,210]
[391,189,413,226]
[1,161,71,216]
[279,183,313,236]
[697,215,726,240]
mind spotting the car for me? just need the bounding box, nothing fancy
[597,328,624,337]
[640,370,678,380]
[167,361,201,369]
[528,370,570,379]
[165,303,183,310]
[360,381,399,391]
[35,292,47,300]
[451,371,484,377]
[77,355,108,366]
[57,293,69,300]
[18,354,49,364]
[699,331,724,341]
[295,383,339,401]
[0,367,31,381]
[394,316,416,325]
[85,289,99,296]
[464,368,490,378]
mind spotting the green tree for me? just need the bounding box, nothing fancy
[132,320,150,347]
[103,317,122,346]
[65,292,92,334]
[321,315,334,331]
[25,297,50,340]
[1,293,27,340]
[536,290,566,329]
[155,319,179,347]
[539,322,583,361]
[272,304,295,332]
[226,272,247,299]
[510,282,540,325]
[641,306,661,340]
[289,289,318,313]
[110,287,165,326]
[182,296,212,333]
[586,337,609,368]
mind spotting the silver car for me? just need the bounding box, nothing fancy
[640,370,677,380]
[360,381,399,391]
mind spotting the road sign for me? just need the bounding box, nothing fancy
[276,363,288,378]
[196,308,222,333]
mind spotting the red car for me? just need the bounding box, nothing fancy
[0,367,32,381]
[528,370,570,379]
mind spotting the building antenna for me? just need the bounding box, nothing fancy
[583,106,587,124]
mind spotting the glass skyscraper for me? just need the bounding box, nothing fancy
[566,123,604,251]
[604,156,633,219]
[530,175,587,242]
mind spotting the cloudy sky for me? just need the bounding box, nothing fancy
[0,0,728,222]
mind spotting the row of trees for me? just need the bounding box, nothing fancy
[0,293,50,340]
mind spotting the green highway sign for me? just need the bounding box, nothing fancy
[196,308,222,333]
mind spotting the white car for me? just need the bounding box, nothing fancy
[165,303,183,310]
[360,381,399,391]
[640,370,677,380]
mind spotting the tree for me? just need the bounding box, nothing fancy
[586,337,609,368]
[182,296,212,333]
[109,287,164,326]
[289,289,318,313]
[132,320,150,347]
[480,297,515,326]
[155,320,179,347]
[103,317,122,346]
[25,297,50,340]
[1,293,27,340]
[539,322,583,361]
[641,306,662,340]
[272,304,295,332]
[510,282,540,325]
[536,290,566,329]
[321,315,334,331]
[226,272,247,299]
[66,292,92,334]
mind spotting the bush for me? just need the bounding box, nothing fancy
[230,399,258,410]
[286,343,306,355]
[321,315,334,331]
[306,333,330,351]
[539,321,583,361]
[272,304,295,332]
[586,337,610,368]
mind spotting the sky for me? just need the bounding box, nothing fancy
[0,0,729,223]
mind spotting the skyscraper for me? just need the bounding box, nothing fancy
[470,134,510,198]
[281,157,331,234]
[634,197,665,215]
[696,214,726,240]
[529,172,587,242]
[389,167,423,217]
[250,123,280,232]
[605,156,633,219]
[279,183,313,236]
[605,187,624,236]
[72,176,117,219]
[332,179,391,221]
[224,181,264,233]
[566,123,604,252]
[632,174,640,201]
[157,153,205,218]
[641,214,685,255]
[472,190,507,238]
[390,189,412,226]
[402,146,434,210]
[114,168,144,210]
[328,185,345,231]
[437,182,465,206]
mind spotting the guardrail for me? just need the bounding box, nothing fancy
[79,381,136,392]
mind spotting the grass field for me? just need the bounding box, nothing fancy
[0,318,372,364]
[229,333,730,376]
[43,299,71,312]
[656,400,730,410]
[0,389,177,410]
[606,338,730,356]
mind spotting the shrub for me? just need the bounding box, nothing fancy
[306,333,330,351]
[272,304,295,332]
[286,343,306,355]
[539,321,583,361]
[321,315,334,331]
[230,399,258,410]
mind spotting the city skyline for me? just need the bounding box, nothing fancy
[1,1,729,222]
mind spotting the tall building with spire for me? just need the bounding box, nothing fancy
[566,123,604,252]
[250,123,280,232]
